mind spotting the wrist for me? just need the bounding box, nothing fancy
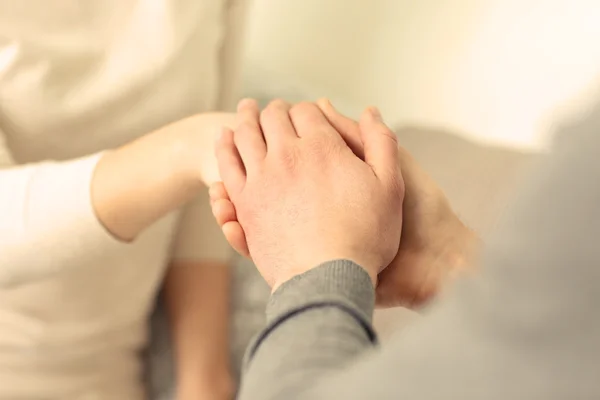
[176,112,238,185]
[92,129,204,241]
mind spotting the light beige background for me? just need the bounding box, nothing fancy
[244,0,600,151]
[237,0,600,338]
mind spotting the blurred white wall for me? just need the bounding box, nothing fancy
[244,0,600,150]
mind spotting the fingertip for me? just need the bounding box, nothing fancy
[237,98,259,113]
[360,107,382,125]
[209,181,229,202]
[359,107,395,143]
[215,127,246,198]
[316,98,332,111]
[222,221,250,258]
[368,106,382,122]
[212,198,237,225]
[215,127,233,149]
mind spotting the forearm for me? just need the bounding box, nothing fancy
[92,113,236,241]
[164,260,232,399]
[239,260,377,400]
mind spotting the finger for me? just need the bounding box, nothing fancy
[215,127,246,199]
[260,99,298,147]
[234,99,267,172]
[209,182,230,203]
[316,98,364,159]
[222,221,250,258]
[288,102,344,144]
[211,198,237,226]
[358,107,400,185]
[211,199,250,257]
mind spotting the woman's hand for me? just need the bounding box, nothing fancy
[173,113,238,185]
[92,112,237,241]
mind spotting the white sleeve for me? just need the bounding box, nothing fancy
[0,143,124,287]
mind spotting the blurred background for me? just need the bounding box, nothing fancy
[233,0,600,339]
[243,0,600,151]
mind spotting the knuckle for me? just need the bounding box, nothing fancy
[278,147,301,171]
[378,125,398,144]
[387,172,405,200]
[290,102,319,119]
[303,136,341,163]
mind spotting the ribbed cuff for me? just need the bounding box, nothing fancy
[244,260,377,362]
[267,260,376,325]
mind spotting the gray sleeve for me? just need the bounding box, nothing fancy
[239,260,378,399]
[238,105,600,400]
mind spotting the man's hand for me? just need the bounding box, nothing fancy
[311,100,478,308]
[214,99,404,290]
[211,100,477,308]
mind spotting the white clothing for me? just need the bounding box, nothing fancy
[0,0,247,398]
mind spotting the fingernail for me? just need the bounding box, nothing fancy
[369,107,382,122]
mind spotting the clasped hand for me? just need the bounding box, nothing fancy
[213,99,404,290]
[210,99,476,307]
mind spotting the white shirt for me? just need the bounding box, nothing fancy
[0,0,247,398]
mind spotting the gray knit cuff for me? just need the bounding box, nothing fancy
[267,260,376,325]
[245,260,377,362]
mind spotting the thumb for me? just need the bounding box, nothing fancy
[316,98,364,159]
[358,107,400,184]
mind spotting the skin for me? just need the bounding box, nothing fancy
[210,100,478,308]
[213,98,403,289]
[92,112,237,399]
[165,261,232,400]
[92,113,235,241]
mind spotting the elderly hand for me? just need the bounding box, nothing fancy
[213,99,404,290]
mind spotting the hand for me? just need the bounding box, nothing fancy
[312,101,478,308]
[210,100,477,308]
[168,112,239,185]
[214,99,404,289]
[92,112,237,241]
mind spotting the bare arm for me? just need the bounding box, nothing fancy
[0,113,227,287]
[92,114,227,241]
